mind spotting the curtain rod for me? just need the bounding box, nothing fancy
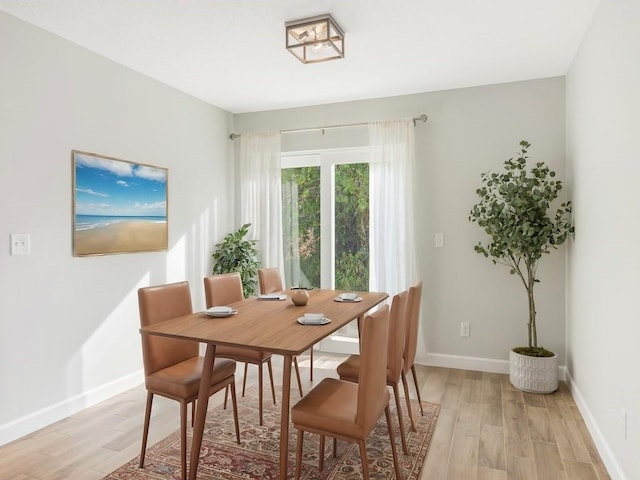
[228,114,428,140]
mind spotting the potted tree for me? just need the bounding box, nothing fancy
[469,141,574,393]
[212,223,260,298]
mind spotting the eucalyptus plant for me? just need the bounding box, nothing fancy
[469,141,574,356]
[212,223,260,298]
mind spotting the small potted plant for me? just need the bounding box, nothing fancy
[212,223,260,298]
[469,141,574,393]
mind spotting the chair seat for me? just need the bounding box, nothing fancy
[215,345,272,363]
[337,354,399,385]
[146,356,236,399]
[292,378,389,440]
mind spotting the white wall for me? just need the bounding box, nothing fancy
[566,1,640,478]
[235,77,568,374]
[0,12,235,445]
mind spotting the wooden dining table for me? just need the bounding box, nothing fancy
[139,288,388,480]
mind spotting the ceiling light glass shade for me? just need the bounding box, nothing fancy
[285,14,345,64]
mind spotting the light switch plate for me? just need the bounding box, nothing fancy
[10,234,30,255]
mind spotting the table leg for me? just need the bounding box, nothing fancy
[279,353,293,480]
[189,343,216,480]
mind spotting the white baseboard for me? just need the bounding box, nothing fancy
[420,352,567,381]
[564,371,626,480]
[0,369,144,447]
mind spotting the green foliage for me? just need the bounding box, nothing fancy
[334,163,369,291]
[281,163,369,290]
[282,167,321,286]
[469,141,574,352]
[212,223,260,298]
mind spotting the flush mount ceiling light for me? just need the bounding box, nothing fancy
[285,14,345,64]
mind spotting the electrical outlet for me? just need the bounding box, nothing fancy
[460,322,470,337]
[435,233,444,248]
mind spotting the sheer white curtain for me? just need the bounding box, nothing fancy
[240,132,284,274]
[368,119,417,296]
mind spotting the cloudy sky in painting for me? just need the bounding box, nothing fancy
[74,152,167,217]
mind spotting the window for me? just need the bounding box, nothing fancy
[281,148,369,353]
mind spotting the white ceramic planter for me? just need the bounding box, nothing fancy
[509,349,558,394]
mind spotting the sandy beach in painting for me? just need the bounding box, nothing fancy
[74,220,167,255]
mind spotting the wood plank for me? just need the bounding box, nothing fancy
[527,405,555,443]
[532,441,568,480]
[478,424,506,470]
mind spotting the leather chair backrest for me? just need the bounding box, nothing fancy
[387,290,409,381]
[138,281,197,375]
[356,304,390,431]
[258,267,283,294]
[204,273,244,307]
[403,281,423,373]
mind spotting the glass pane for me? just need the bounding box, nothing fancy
[334,163,369,291]
[331,163,369,345]
[281,166,320,288]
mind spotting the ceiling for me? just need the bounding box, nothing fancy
[0,0,600,114]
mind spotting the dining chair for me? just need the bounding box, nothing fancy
[401,281,424,431]
[204,272,303,426]
[335,290,410,454]
[291,304,402,480]
[138,281,240,480]
[258,267,309,384]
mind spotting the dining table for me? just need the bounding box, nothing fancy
[139,287,388,480]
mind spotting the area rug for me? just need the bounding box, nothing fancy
[103,385,439,479]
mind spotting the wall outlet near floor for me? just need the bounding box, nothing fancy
[435,232,444,248]
[460,321,470,337]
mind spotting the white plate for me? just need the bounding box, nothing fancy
[205,306,237,318]
[297,317,331,325]
[257,294,287,300]
[334,296,363,303]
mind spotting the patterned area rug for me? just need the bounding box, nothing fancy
[103,385,439,479]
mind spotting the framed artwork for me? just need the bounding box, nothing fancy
[72,150,168,256]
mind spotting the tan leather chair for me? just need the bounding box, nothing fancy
[401,281,424,431]
[336,290,410,454]
[138,281,240,480]
[204,272,302,426]
[291,305,401,480]
[258,267,306,388]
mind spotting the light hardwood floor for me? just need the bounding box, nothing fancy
[0,353,610,479]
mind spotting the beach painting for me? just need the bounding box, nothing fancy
[72,151,168,256]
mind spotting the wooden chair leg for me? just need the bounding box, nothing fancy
[258,362,264,426]
[333,437,337,457]
[392,383,410,454]
[267,358,277,404]
[139,392,153,468]
[319,435,325,471]
[229,382,241,444]
[309,347,314,382]
[223,384,229,410]
[401,371,417,432]
[385,404,402,480]
[293,356,303,397]
[191,399,196,427]
[295,429,304,480]
[358,440,370,480]
[411,364,424,415]
[242,362,249,397]
[180,400,188,480]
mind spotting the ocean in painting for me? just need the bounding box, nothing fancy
[75,214,167,231]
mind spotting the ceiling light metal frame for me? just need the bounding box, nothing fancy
[285,14,345,64]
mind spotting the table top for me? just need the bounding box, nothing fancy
[140,289,388,356]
